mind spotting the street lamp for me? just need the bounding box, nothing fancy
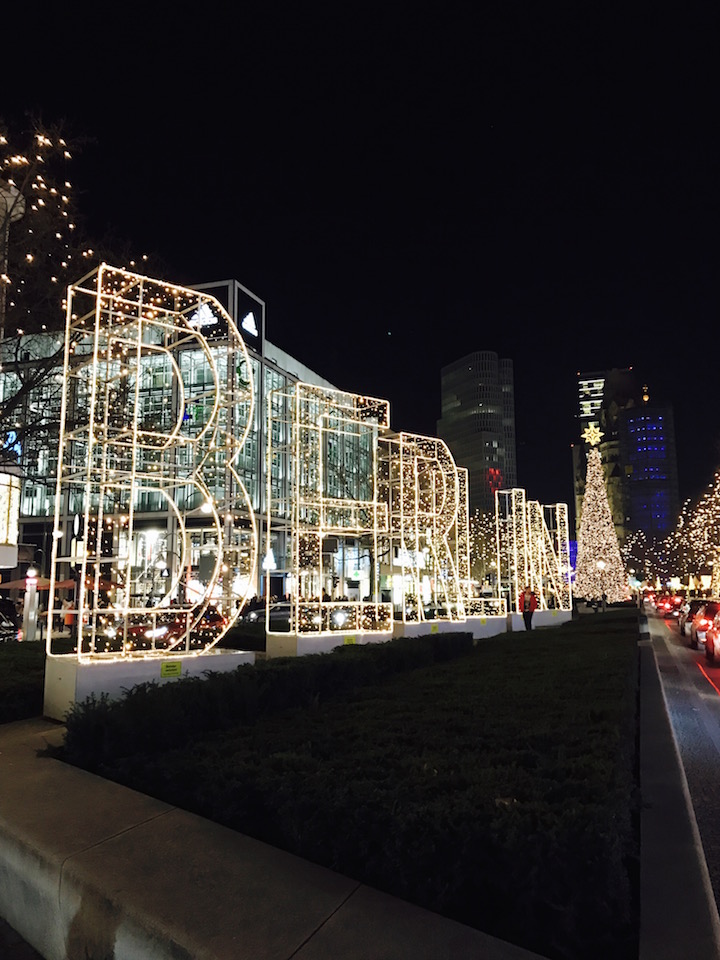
[22,566,39,642]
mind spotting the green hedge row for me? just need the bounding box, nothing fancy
[62,631,474,770]
[57,617,639,959]
[0,642,45,723]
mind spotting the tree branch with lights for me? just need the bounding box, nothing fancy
[0,117,158,472]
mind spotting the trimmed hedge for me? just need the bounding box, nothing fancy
[0,641,45,723]
[62,631,475,770]
[57,616,639,960]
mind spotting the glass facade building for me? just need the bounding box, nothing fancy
[436,351,517,514]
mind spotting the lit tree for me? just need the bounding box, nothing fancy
[0,117,154,469]
[622,529,652,584]
[574,426,626,602]
[674,472,720,592]
[683,474,720,566]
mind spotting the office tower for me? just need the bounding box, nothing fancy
[572,369,679,542]
[437,351,517,513]
[618,396,680,538]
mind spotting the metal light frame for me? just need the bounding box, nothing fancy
[48,264,257,661]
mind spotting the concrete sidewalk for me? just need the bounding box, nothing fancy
[0,618,718,959]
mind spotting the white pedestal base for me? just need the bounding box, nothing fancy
[509,609,573,632]
[266,630,394,658]
[397,616,509,641]
[43,648,256,721]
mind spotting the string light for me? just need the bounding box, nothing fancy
[495,488,572,612]
[265,383,474,634]
[48,264,258,663]
[0,120,153,339]
[575,444,626,602]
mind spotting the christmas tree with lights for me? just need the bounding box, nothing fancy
[574,426,626,602]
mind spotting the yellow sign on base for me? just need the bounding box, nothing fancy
[161,661,183,678]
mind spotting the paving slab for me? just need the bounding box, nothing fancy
[63,808,360,960]
[292,884,541,960]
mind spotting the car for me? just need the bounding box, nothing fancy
[122,604,227,646]
[666,595,684,618]
[0,610,17,642]
[705,613,720,663]
[655,595,684,618]
[423,603,450,620]
[239,599,265,623]
[690,601,720,650]
[679,598,706,637]
[267,601,292,632]
[655,596,674,616]
[240,601,292,631]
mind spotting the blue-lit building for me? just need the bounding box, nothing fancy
[572,370,679,542]
[619,401,679,537]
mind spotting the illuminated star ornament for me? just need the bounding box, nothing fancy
[581,424,604,446]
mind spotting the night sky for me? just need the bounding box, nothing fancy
[5,2,719,510]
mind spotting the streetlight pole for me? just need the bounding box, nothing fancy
[22,566,39,642]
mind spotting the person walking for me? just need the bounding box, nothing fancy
[62,597,75,638]
[518,585,538,631]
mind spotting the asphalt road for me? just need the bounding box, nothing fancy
[648,610,720,913]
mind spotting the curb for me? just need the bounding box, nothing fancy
[639,632,720,959]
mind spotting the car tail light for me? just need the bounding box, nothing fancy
[699,618,712,629]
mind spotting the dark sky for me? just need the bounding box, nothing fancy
[5,2,719,509]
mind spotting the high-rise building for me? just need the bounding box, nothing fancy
[437,351,517,513]
[572,369,679,542]
[618,399,680,538]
